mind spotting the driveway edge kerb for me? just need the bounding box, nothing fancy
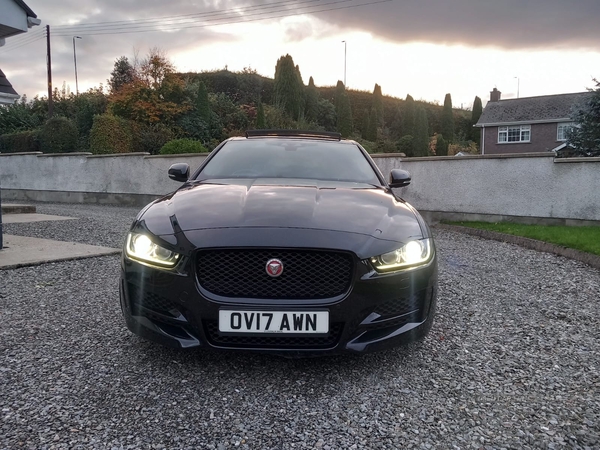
[434,223,600,270]
[0,251,121,270]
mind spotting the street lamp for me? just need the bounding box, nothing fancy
[73,36,82,94]
[514,76,520,99]
[342,40,347,86]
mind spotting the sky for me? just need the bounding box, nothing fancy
[1,0,599,109]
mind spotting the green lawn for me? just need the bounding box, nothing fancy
[445,222,600,256]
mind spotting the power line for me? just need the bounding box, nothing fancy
[52,0,392,37]
[0,28,45,47]
[54,0,320,30]
[0,32,46,55]
[53,0,354,34]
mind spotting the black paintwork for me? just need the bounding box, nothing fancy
[120,136,438,355]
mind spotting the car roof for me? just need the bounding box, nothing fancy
[228,130,359,146]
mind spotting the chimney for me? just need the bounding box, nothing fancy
[490,88,501,102]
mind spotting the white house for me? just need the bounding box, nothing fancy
[0,0,40,105]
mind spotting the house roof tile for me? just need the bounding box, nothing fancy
[0,68,19,96]
[476,92,594,126]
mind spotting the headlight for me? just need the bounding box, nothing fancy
[370,238,433,272]
[125,232,181,267]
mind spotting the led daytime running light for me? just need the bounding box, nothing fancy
[126,233,180,267]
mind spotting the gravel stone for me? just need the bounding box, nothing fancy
[1,203,599,449]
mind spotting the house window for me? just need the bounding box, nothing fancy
[557,122,574,141]
[498,125,531,143]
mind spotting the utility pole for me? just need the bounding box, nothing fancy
[46,25,53,117]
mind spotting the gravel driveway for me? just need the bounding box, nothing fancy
[1,203,599,449]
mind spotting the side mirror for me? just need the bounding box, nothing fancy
[389,169,411,188]
[168,163,190,182]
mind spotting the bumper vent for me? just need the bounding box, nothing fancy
[204,321,343,349]
[196,249,353,299]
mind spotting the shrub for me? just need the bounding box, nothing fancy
[40,117,78,153]
[159,138,208,155]
[396,135,414,156]
[0,129,41,153]
[375,139,397,154]
[89,114,133,154]
[131,122,175,155]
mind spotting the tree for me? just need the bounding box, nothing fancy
[372,83,384,127]
[336,93,353,137]
[334,81,352,137]
[367,108,378,141]
[566,79,600,157]
[317,98,336,132]
[305,76,319,122]
[436,133,449,156]
[334,80,346,107]
[273,54,305,120]
[108,56,135,93]
[441,93,455,143]
[256,100,266,129]
[109,49,189,125]
[195,81,211,124]
[361,109,370,140]
[413,106,430,157]
[402,95,415,138]
[471,96,483,145]
[390,106,403,140]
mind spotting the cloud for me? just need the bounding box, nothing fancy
[0,0,246,97]
[311,0,600,50]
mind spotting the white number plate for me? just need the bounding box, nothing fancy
[218,310,329,334]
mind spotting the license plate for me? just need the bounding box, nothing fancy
[218,310,329,334]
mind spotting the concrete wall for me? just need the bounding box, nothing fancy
[1,151,599,224]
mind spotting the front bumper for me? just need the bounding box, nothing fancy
[119,252,438,356]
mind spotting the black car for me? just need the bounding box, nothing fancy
[119,130,437,355]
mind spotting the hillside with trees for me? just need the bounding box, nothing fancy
[0,50,479,156]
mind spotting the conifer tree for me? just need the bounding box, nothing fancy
[334,80,346,107]
[367,108,378,141]
[196,81,211,124]
[256,100,266,129]
[567,78,600,156]
[337,94,353,138]
[273,54,305,120]
[441,93,455,143]
[402,95,415,138]
[305,76,319,122]
[361,109,370,140]
[372,83,384,127]
[471,95,483,145]
[391,106,403,139]
[413,106,430,157]
[108,56,135,93]
[436,133,449,156]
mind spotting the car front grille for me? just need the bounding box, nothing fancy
[204,321,343,349]
[196,249,354,299]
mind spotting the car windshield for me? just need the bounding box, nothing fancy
[196,139,382,185]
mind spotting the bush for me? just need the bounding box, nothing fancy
[159,138,208,155]
[132,122,175,155]
[40,117,79,153]
[375,139,398,154]
[396,135,414,156]
[89,114,133,154]
[0,129,41,153]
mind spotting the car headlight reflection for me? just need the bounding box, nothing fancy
[370,238,433,272]
[125,232,181,267]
